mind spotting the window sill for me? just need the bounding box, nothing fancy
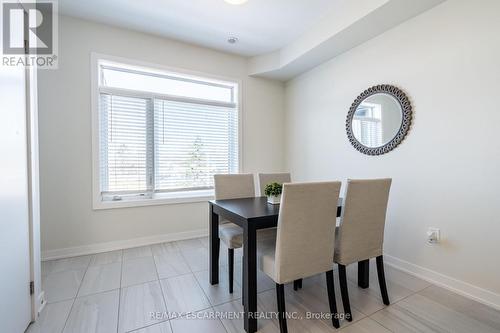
[93,190,214,210]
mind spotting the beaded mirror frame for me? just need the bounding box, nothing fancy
[346,84,412,155]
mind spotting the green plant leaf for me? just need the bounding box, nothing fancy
[264,182,283,197]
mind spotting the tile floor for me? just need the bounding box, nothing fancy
[28,237,500,333]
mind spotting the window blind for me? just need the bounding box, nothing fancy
[99,94,152,194]
[352,118,382,147]
[96,60,239,202]
[154,99,238,192]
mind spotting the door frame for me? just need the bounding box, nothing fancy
[25,62,43,321]
[17,0,43,321]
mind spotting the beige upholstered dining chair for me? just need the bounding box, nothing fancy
[258,172,306,290]
[258,182,342,332]
[214,174,253,294]
[258,172,291,196]
[213,174,276,294]
[334,178,392,322]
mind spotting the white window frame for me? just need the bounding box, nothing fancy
[91,53,243,210]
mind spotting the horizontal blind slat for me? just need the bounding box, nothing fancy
[154,99,238,191]
[100,94,149,193]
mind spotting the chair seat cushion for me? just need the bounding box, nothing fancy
[258,228,277,241]
[258,242,277,282]
[219,224,277,250]
[219,223,243,249]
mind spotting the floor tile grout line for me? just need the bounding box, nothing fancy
[55,298,76,333]
[192,265,225,309]
[73,287,122,299]
[176,238,207,254]
[60,256,92,332]
[42,255,91,277]
[167,305,230,333]
[116,251,123,333]
[89,249,123,267]
[178,244,197,274]
[175,239,229,332]
[299,271,369,320]
[167,270,212,318]
[152,248,174,333]
[123,319,170,333]
[335,268,433,319]
[119,251,170,332]
[299,272,404,322]
[192,241,246,305]
[43,264,114,305]
[283,284,344,331]
[152,247,192,280]
[365,285,434,332]
[121,277,160,290]
[343,266,432,295]
[75,261,123,298]
[366,315,396,333]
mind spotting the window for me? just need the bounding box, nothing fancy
[352,102,383,147]
[92,55,240,208]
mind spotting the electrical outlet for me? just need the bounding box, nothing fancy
[427,227,440,244]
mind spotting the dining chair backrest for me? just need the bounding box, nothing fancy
[258,173,292,196]
[213,174,255,200]
[335,178,392,265]
[274,181,341,284]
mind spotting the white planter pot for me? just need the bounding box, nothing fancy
[267,194,281,205]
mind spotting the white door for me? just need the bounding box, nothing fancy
[0,63,33,332]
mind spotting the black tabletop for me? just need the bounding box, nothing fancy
[210,196,279,220]
[210,196,343,220]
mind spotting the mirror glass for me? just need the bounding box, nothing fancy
[351,93,403,148]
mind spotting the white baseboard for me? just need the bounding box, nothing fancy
[41,229,208,261]
[37,291,46,316]
[384,254,500,311]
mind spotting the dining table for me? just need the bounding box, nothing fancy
[208,196,370,333]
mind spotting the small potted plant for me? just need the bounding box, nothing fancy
[264,182,283,205]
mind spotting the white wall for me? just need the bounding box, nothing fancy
[38,16,285,257]
[285,0,500,302]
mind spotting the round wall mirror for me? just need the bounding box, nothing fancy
[346,85,412,155]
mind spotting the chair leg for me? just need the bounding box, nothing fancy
[293,279,302,291]
[228,248,234,294]
[376,255,390,305]
[358,259,370,289]
[276,283,288,333]
[338,264,352,322]
[325,270,340,329]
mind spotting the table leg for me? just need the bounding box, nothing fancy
[209,203,220,285]
[358,259,369,289]
[243,225,257,333]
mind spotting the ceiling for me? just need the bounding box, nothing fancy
[249,0,446,80]
[59,0,338,56]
